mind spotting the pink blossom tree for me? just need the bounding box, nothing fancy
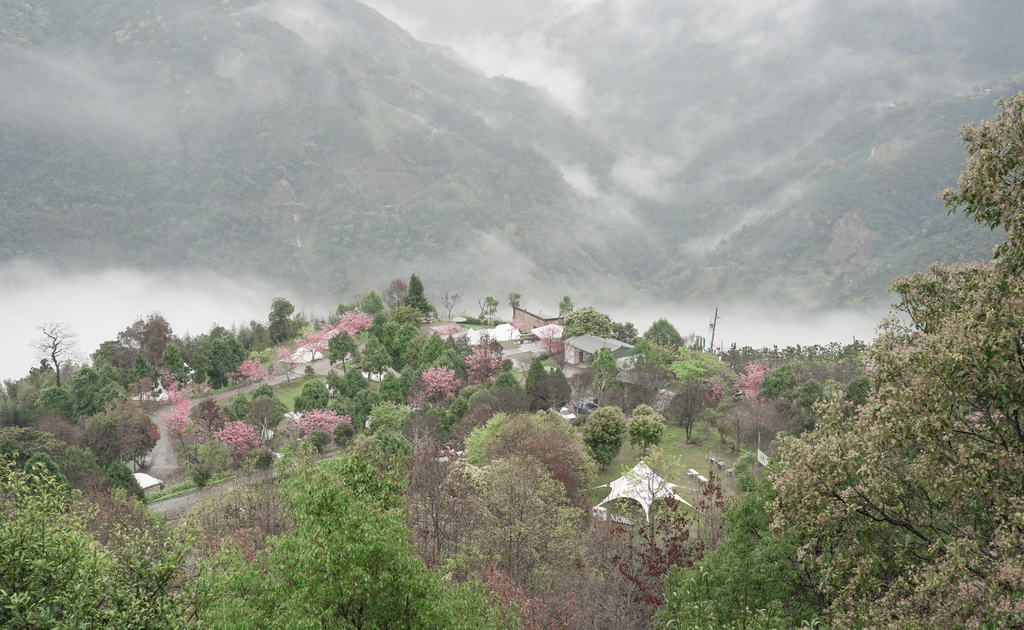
[301,409,350,438]
[230,357,268,392]
[736,363,772,399]
[214,420,260,461]
[465,334,504,384]
[275,346,300,382]
[416,366,461,404]
[431,322,466,339]
[335,311,373,338]
[299,327,330,362]
[164,381,194,448]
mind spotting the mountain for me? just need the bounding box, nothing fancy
[0,0,1019,309]
[0,0,629,298]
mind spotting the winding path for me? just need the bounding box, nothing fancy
[145,355,336,481]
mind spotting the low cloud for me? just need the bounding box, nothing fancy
[0,260,299,383]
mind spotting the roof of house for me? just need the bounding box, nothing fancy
[565,335,634,357]
[613,369,673,389]
[514,306,561,321]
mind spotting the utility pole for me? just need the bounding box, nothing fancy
[708,308,719,352]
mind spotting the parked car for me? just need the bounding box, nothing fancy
[576,397,599,414]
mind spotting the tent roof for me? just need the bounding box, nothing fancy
[593,461,692,520]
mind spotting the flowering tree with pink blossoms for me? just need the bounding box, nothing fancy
[214,420,260,461]
[431,322,466,339]
[164,381,194,448]
[276,409,352,446]
[299,327,330,362]
[415,366,461,404]
[230,357,267,392]
[301,409,350,438]
[465,334,504,384]
[275,346,300,382]
[335,311,373,338]
[736,363,772,399]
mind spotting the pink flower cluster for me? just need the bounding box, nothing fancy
[164,381,196,446]
[431,322,466,339]
[417,366,461,403]
[214,420,260,460]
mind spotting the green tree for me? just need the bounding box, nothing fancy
[193,445,504,628]
[160,343,189,385]
[562,306,613,338]
[628,404,666,457]
[558,295,573,318]
[524,359,547,393]
[360,335,391,377]
[590,347,619,394]
[582,406,628,468]
[269,297,296,343]
[293,379,330,413]
[359,290,385,316]
[765,98,1024,627]
[507,292,521,312]
[0,456,191,628]
[658,481,817,630]
[403,273,435,318]
[643,318,683,347]
[760,365,797,399]
[24,452,70,490]
[480,296,500,324]
[327,331,357,373]
[367,401,411,434]
[106,460,144,501]
[610,320,639,345]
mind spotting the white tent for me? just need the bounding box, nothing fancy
[592,461,693,522]
[133,472,164,491]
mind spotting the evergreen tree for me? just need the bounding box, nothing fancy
[403,274,436,318]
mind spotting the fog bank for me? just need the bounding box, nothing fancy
[0,260,302,383]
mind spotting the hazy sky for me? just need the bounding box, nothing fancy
[0,260,293,383]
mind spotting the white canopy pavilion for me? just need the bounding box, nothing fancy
[592,461,693,522]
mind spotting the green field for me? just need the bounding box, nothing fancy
[589,424,743,517]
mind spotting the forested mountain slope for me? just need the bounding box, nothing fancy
[0,0,627,296]
[0,0,1019,308]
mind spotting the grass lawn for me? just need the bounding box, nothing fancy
[274,375,322,411]
[589,423,742,516]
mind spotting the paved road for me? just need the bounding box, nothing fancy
[147,469,275,520]
[145,355,338,481]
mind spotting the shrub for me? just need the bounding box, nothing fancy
[308,430,330,454]
[244,447,275,471]
[333,421,355,446]
[105,461,145,501]
[192,466,212,488]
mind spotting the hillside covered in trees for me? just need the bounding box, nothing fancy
[0,0,1020,308]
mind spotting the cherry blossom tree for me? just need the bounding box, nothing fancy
[465,334,504,385]
[230,357,267,392]
[165,381,194,448]
[335,311,373,338]
[431,322,466,339]
[416,366,461,404]
[274,346,300,382]
[300,409,349,437]
[299,328,329,362]
[213,420,259,461]
[736,363,772,399]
